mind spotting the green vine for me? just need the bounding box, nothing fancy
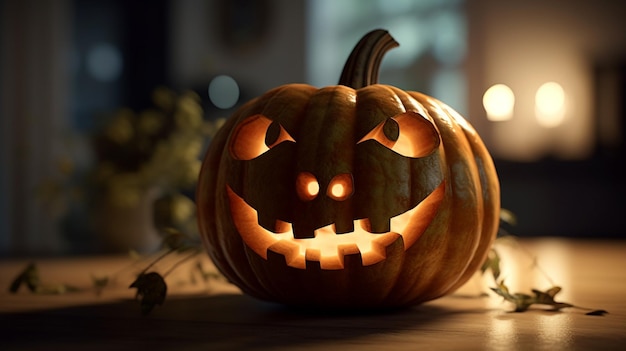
[8,227,224,315]
[9,210,607,316]
[481,210,607,316]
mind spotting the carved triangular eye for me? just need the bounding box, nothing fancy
[229,114,295,160]
[358,111,440,158]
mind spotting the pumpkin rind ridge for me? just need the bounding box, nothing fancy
[197,83,500,309]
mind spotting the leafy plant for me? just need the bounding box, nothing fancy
[9,262,80,295]
[130,272,167,315]
[127,228,205,314]
[8,228,224,315]
[480,210,607,316]
[9,208,606,316]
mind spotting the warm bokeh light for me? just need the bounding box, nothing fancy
[535,82,566,128]
[483,84,515,121]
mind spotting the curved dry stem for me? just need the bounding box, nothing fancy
[338,29,399,89]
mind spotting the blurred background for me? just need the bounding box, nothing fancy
[1,0,624,256]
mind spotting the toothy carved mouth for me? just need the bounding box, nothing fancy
[227,182,445,270]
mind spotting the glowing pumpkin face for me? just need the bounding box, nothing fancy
[226,100,446,270]
[197,30,500,309]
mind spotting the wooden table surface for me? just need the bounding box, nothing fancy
[1,238,624,350]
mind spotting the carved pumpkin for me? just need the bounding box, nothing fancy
[197,30,500,309]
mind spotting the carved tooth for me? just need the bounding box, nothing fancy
[333,217,355,234]
[292,223,316,239]
[305,249,322,270]
[258,213,278,232]
[369,217,391,233]
[305,248,321,262]
[339,244,362,269]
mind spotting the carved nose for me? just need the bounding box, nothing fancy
[326,173,353,201]
[296,172,354,202]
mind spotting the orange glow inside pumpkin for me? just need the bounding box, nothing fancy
[230,114,295,161]
[227,181,445,270]
[296,172,319,200]
[330,183,344,198]
[230,112,439,162]
[308,181,320,197]
[358,111,440,158]
[326,173,353,201]
[226,111,443,270]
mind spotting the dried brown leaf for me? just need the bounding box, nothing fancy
[129,272,167,315]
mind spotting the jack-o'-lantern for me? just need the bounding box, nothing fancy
[197,29,500,309]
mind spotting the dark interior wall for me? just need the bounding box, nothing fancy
[169,0,307,100]
[72,0,171,130]
[466,0,626,238]
[1,0,624,256]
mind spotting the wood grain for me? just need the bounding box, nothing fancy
[1,238,624,350]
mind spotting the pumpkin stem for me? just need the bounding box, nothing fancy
[338,29,399,89]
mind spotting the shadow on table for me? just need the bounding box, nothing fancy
[0,293,479,350]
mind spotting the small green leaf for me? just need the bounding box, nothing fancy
[9,271,25,293]
[8,263,39,293]
[491,283,533,312]
[531,287,574,311]
[129,272,167,315]
[480,249,501,281]
[491,281,576,312]
[500,208,517,226]
[490,280,514,301]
